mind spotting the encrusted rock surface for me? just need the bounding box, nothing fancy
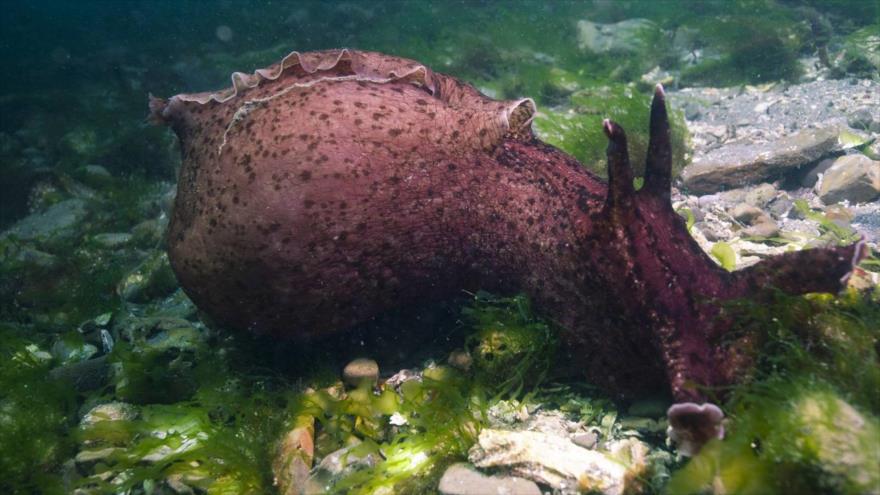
[816,154,880,204]
[439,462,542,495]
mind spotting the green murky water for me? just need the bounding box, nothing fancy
[1,2,878,494]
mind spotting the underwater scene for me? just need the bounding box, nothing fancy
[1,1,879,494]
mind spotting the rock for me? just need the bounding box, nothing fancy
[791,391,880,493]
[51,338,98,364]
[447,349,473,371]
[75,447,122,466]
[730,204,766,224]
[2,244,58,269]
[488,400,531,425]
[83,164,111,177]
[92,232,132,249]
[571,431,599,449]
[117,251,178,303]
[847,108,878,133]
[49,355,110,392]
[802,158,836,188]
[728,203,780,238]
[744,183,777,208]
[766,193,794,218]
[81,402,139,427]
[342,358,379,388]
[273,415,315,495]
[627,398,669,418]
[130,219,166,248]
[618,417,666,436]
[682,127,839,194]
[816,154,880,204]
[577,19,657,54]
[383,368,421,389]
[1,198,89,243]
[468,428,646,495]
[305,442,379,495]
[438,463,542,495]
[742,218,780,238]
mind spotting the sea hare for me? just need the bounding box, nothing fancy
[150,49,865,454]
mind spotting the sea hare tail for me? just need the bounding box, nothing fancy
[732,238,868,296]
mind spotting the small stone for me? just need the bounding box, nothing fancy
[577,18,658,55]
[117,251,178,303]
[305,442,378,495]
[627,398,669,418]
[83,164,112,177]
[847,108,875,132]
[438,463,541,495]
[343,358,379,388]
[571,431,599,449]
[81,402,139,427]
[130,219,166,248]
[384,368,420,388]
[92,232,133,249]
[447,349,473,371]
[1,198,89,243]
[730,203,766,224]
[469,428,641,494]
[802,158,836,188]
[744,183,777,208]
[618,416,666,436]
[75,447,122,465]
[816,154,880,204]
[742,218,780,238]
[766,193,794,218]
[274,415,315,495]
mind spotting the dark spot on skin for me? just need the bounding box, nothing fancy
[303,199,315,209]
[300,171,312,181]
[388,128,403,137]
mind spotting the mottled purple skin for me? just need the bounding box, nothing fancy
[151,49,863,407]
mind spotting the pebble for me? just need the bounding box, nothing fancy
[92,232,133,248]
[571,430,600,449]
[438,463,541,495]
[447,349,473,371]
[342,358,379,388]
[816,154,880,205]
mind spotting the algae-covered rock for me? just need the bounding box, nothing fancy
[577,19,659,55]
[1,198,89,244]
[533,84,688,177]
[792,392,880,493]
[838,24,880,78]
[273,414,315,495]
[116,251,178,303]
[342,358,380,389]
[816,154,880,205]
[463,293,557,392]
[468,428,650,495]
[438,462,541,495]
[682,127,839,194]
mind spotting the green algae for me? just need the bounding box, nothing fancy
[463,292,558,398]
[533,84,690,177]
[0,327,77,494]
[668,289,880,494]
